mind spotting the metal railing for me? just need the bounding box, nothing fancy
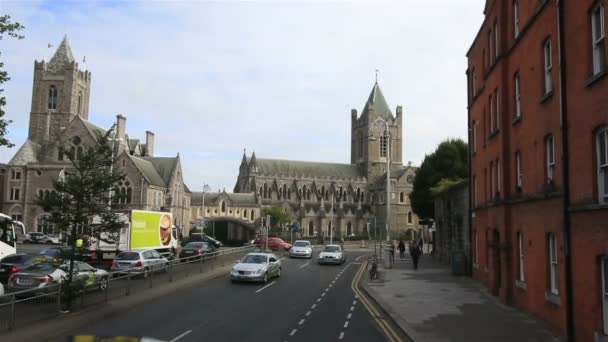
[0,245,256,332]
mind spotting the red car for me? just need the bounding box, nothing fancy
[255,237,292,251]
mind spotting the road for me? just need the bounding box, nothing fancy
[52,250,388,342]
[16,243,53,255]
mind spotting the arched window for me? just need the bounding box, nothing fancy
[259,187,263,197]
[307,188,311,200]
[221,201,226,213]
[250,210,254,220]
[408,212,413,224]
[597,126,608,203]
[37,214,55,235]
[358,131,363,158]
[263,184,268,199]
[114,179,132,204]
[400,192,405,203]
[77,91,83,115]
[308,221,314,236]
[243,209,248,218]
[283,184,287,199]
[287,188,291,200]
[356,188,361,200]
[347,222,352,236]
[380,130,388,157]
[321,186,325,200]
[48,85,58,110]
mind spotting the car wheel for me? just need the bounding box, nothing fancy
[98,277,108,291]
[263,272,268,283]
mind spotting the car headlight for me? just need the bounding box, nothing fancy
[335,255,341,259]
[255,268,264,274]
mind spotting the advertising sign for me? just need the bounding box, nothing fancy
[130,210,173,249]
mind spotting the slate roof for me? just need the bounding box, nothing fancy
[128,155,166,187]
[255,158,362,179]
[361,82,393,119]
[141,157,178,185]
[191,191,257,207]
[8,140,41,165]
[82,120,107,137]
[47,36,75,73]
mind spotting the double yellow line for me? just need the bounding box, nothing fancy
[351,260,403,342]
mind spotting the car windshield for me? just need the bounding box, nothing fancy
[294,241,310,247]
[116,252,140,261]
[22,263,58,274]
[271,238,284,243]
[241,255,268,264]
[323,246,340,253]
[40,248,60,256]
[1,254,30,263]
[184,242,204,249]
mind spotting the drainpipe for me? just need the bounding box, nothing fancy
[556,1,574,341]
[466,67,473,277]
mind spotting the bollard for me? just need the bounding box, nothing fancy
[8,293,15,331]
[126,273,131,296]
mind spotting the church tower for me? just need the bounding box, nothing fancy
[350,82,403,181]
[28,36,91,144]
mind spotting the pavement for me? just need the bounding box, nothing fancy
[6,249,393,342]
[362,251,564,342]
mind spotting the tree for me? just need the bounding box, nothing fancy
[262,206,293,235]
[409,138,468,220]
[37,130,126,311]
[0,15,25,148]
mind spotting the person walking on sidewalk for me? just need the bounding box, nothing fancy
[398,240,406,259]
[417,238,424,255]
[409,242,421,270]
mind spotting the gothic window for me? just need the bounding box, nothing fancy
[221,201,226,213]
[400,192,405,203]
[250,210,254,220]
[243,209,248,218]
[48,85,58,110]
[408,212,413,224]
[287,188,291,200]
[69,136,84,161]
[347,222,352,236]
[114,179,132,204]
[263,183,268,199]
[282,184,287,199]
[37,214,55,235]
[356,188,361,200]
[77,91,83,115]
[308,221,314,236]
[259,187,263,197]
[380,130,388,157]
[358,131,364,158]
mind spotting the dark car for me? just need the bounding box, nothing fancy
[179,242,217,260]
[185,234,223,248]
[0,254,42,284]
[39,247,94,263]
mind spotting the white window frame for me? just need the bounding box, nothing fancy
[497,159,501,192]
[489,94,495,132]
[518,232,525,282]
[592,3,606,75]
[516,151,523,189]
[490,161,495,196]
[547,135,555,181]
[544,39,553,94]
[514,0,520,38]
[597,127,608,203]
[494,21,499,58]
[515,73,521,118]
[474,175,478,206]
[601,256,608,334]
[9,187,20,201]
[474,229,479,265]
[549,233,559,295]
[495,89,500,130]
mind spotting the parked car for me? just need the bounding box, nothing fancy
[110,249,169,278]
[230,253,281,283]
[0,253,44,284]
[289,240,313,259]
[23,232,60,244]
[179,242,217,260]
[185,233,223,248]
[317,244,346,265]
[7,260,110,294]
[39,246,94,263]
[254,237,292,251]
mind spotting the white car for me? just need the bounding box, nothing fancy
[290,240,313,259]
[0,281,4,296]
[231,253,281,283]
[317,244,346,265]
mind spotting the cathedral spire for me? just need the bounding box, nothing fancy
[47,35,75,73]
[364,81,392,118]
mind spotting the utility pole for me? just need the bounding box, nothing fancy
[201,184,210,234]
[330,190,334,245]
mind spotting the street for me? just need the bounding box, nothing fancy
[50,250,388,342]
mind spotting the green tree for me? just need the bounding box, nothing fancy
[0,15,25,148]
[37,130,126,311]
[262,206,293,234]
[409,138,468,220]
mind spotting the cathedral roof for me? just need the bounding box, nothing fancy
[82,120,107,137]
[141,156,179,185]
[256,158,362,179]
[8,139,41,165]
[47,35,75,73]
[128,155,166,187]
[362,82,393,119]
[191,191,257,207]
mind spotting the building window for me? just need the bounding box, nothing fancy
[496,159,501,194]
[308,221,314,236]
[548,233,559,295]
[516,151,523,190]
[546,135,555,181]
[482,49,487,72]
[346,222,352,236]
[490,161,495,197]
[380,130,388,157]
[77,91,83,115]
[592,3,606,75]
[597,126,608,203]
[114,179,132,204]
[250,210,254,221]
[263,183,268,199]
[37,215,55,235]
[473,175,478,206]
[474,230,479,265]
[494,21,499,58]
[407,212,413,224]
[9,187,20,201]
[221,201,226,213]
[514,0,520,38]
[243,209,248,218]
[11,214,22,222]
[488,29,493,65]
[494,89,500,131]
[10,169,21,180]
[602,257,608,335]
[472,68,476,95]
[399,192,404,203]
[48,85,58,110]
[473,120,478,153]
[544,39,553,94]
[518,231,525,282]
[514,72,521,118]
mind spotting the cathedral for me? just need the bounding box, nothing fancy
[233,82,420,239]
[0,36,192,234]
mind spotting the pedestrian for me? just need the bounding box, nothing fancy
[418,238,424,255]
[398,240,405,259]
[409,242,421,270]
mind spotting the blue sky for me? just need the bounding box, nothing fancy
[1,0,484,191]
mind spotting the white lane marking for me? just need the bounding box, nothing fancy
[169,330,192,342]
[305,311,311,316]
[317,297,322,302]
[347,313,352,319]
[350,306,355,311]
[328,284,332,288]
[355,294,359,299]
[339,332,345,339]
[344,321,349,328]
[324,288,329,292]
[321,292,326,297]
[298,319,305,325]
[353,300,357,305]
[311,304,317,309]
[255,281,276,293]
[299,262,310,269]
[290,329,297,336]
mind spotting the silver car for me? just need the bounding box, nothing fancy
[110,249,169,278]
[290,240,313,259]
[230,253,281,283]
[317,244,346,265]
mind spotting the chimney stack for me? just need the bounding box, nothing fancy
[116,114,126,143]
[146,131,155,157]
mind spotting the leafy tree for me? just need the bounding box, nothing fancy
[0,15,25,148]
[409,138,468,220]
[37,130,126,311]
[262,206,293,234]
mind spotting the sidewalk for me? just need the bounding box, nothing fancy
[362,253,563,342]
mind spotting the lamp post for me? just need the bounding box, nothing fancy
[201,184,211,234]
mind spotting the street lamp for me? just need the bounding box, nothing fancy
[201,184,211,235]
[369,117,391,243]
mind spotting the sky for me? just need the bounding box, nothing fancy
[0,0,484,192]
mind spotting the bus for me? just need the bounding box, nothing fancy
[0,213,26,259]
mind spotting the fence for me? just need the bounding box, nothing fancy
[0,245,256,332]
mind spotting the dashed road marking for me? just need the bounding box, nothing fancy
[255,281,277,293]
[347,313,352,319]
[321,292,326,297]
[290,329,297,336]
[353,300,357,305]
[305,311,311,316]
[350,306,355,311]
[299,262,310,269]
[339,332,345,339]
[317,298,322,302]
[344,321,349,328]
[298,319,305,325]
[169,330,192,342]
[311,304,317,309]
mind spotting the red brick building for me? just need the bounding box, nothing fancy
[467,1,608,341]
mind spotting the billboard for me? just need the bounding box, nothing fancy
[130,210,173,249]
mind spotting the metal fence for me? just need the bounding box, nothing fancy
[0,245,256,332]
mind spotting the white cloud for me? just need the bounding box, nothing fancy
[1,0,484,190]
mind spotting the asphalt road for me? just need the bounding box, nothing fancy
[52,250,386,342]
[16,243,54,255]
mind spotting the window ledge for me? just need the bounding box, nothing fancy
[540,91,554,104]
[545,291,561,306]
[512,115,522,126]
[515,280,527,290]
[585,69,607,88]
